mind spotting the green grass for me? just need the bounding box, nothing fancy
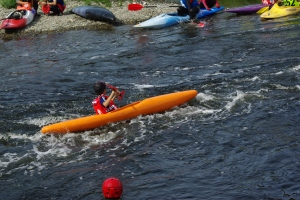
[0,0,16,9]
[80,0,124,7]
[82,0,111,7]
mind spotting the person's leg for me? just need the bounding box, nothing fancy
[33,0,40,16]
[50,5,60,15]
[190,6,199,19]
[177,6,189,16]
[33,0,38,11]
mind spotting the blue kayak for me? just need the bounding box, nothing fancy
[134,6,224,29]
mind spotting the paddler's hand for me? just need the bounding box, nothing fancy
[111,89,120,96]
[115,90,121,97]
[110,91,117,101]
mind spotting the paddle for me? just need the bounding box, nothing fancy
[257,6,269,14]
[106,84,125,101]
[128,3,179,11]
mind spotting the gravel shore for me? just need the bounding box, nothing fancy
[0,0,178,39]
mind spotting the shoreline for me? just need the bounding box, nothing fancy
[0,1,177,39]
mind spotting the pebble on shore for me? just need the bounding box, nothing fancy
[0,0,178,39]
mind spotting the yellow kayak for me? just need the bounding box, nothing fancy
[41,90,198,134]
[260,3,300,19]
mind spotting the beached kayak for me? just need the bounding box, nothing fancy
[134,6,224,29]
[1,4,35,29]
[41,90,198,134]
[225,4,270,14]
[260,3,300,18]
[71,6,116,23]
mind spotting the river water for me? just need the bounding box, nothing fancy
[1,4,300,200]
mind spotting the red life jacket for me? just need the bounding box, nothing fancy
[92,94,118,114]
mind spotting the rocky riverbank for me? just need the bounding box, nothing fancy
[0,0,177,39]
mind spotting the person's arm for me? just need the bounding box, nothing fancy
[16,0,33,8]
[39,0,57,6]
[102,91,117,107]
[215,0,220,8]
[16,0,26,5]
[199,0,210,10]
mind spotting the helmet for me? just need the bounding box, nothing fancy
[12,12,22,20]
[93,81,106,95]
[42,4,50,14]
[102,177,123,199]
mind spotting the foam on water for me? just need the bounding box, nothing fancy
[292,65,300,71]
[225,90,246,111]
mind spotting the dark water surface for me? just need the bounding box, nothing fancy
[1,7,300,200]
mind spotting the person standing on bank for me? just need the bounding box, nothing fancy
[92,81,120,115]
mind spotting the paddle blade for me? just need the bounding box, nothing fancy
[118,91,125,101]
[106,84,125,100]
[257,6,269,14]
[128,4,143,11]
[106,84,117,91]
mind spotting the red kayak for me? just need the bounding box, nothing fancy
[1,3,35,29]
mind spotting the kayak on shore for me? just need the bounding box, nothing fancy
[260,2,300,19]
[134,6,224,29]
[1,3,35,29]
[71,6,116,23]
[134,12,189,29]
[225,4,271,14]
[41,90,198,134]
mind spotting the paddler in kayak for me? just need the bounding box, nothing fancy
[92,81,121,115]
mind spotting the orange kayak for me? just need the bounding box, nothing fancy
[41,90,198,134]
